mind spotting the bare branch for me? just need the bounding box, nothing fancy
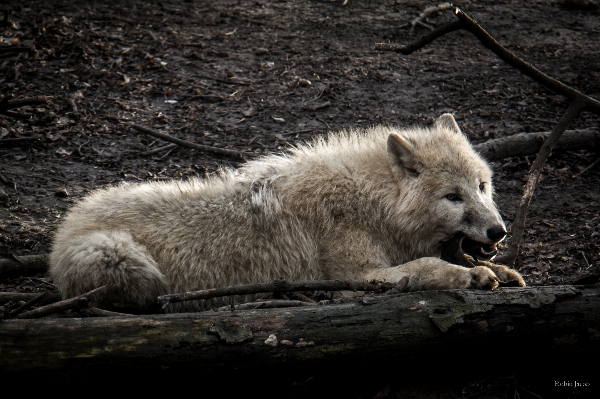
[406,3,454,36]
[375,21,463,54]
[130,123,250,159]
[0,96,52,120]
[496,101,585,266]
[16,286,105,319]
[0,292,60,306]
[139,143,178,156]
[158,278,408,309]
[213,299,313,311]
[84,307,133,317]
[8,292,50,318]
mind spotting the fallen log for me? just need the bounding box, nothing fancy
[2,285,599,374]
[474,128,599,161]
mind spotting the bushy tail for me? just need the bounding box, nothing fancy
[50,231,168,309]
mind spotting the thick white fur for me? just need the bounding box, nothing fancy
[50,115,524,311]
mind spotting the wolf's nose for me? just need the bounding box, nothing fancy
[487,226,507,242]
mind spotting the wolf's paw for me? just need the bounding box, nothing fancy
[468,266,499,290]
[472,260,526,287]
[481,263,526,287]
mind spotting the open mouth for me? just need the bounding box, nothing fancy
[441,233,498,266]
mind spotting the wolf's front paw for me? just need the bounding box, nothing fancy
[473,260,526,287]
[485,264,526,287]
[468,266,499,290]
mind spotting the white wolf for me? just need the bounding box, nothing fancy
[50,114,524,311]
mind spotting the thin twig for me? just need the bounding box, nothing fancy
[130,123,250,158]
[158,278,408,309]
[497,101,585,266]
[0,96,52,120]
[404,3,453,36]
[572,158,600,178]
[214,299,313,312]
[0,292,60,305]
[375,21,463,54]
[8,292,49,318]
[16,286,105,319]
[139,143,178,156]
[85,307,133,317]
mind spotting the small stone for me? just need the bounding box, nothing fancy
[55,188,69,198]
[280,340,293,346]
[264,334,278,346]
[255,47,269,55]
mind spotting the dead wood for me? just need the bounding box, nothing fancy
[8,292,50,317]
[213,299,313,311]
[0,254,50,278]
[2,286,599,373]
[0,292,61,306]
[15,286,104,319]
[473,128,599,161]
[130,123,250,158]
[0,95,52,120]
[83,307,133,317]
[158,278,409,309]
[139,143,178,156]
[497,101,585,265]
[399,2,454,36]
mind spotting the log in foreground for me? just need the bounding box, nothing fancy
[2,286,599,374]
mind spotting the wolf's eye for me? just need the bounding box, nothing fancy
[479,182,486,192]
[445,193,461,202]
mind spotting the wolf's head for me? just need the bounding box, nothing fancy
[387,114,506,260]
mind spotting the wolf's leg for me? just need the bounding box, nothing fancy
[50,231,169,308]
[363,257,499,291]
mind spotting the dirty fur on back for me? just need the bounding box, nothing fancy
[50,114,525,311]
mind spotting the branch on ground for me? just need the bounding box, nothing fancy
[497,101,585,265]
[0,95,52,120]
[15,286,105,319]
[397,3,454,36]
[158,278,409,309]
[130,123,250,159]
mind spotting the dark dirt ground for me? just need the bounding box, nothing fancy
[1,0,599,397]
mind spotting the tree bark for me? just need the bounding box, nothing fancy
[2,285,599,374]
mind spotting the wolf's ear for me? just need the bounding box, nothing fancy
[387,133,421,179]
[435,114,461,134]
